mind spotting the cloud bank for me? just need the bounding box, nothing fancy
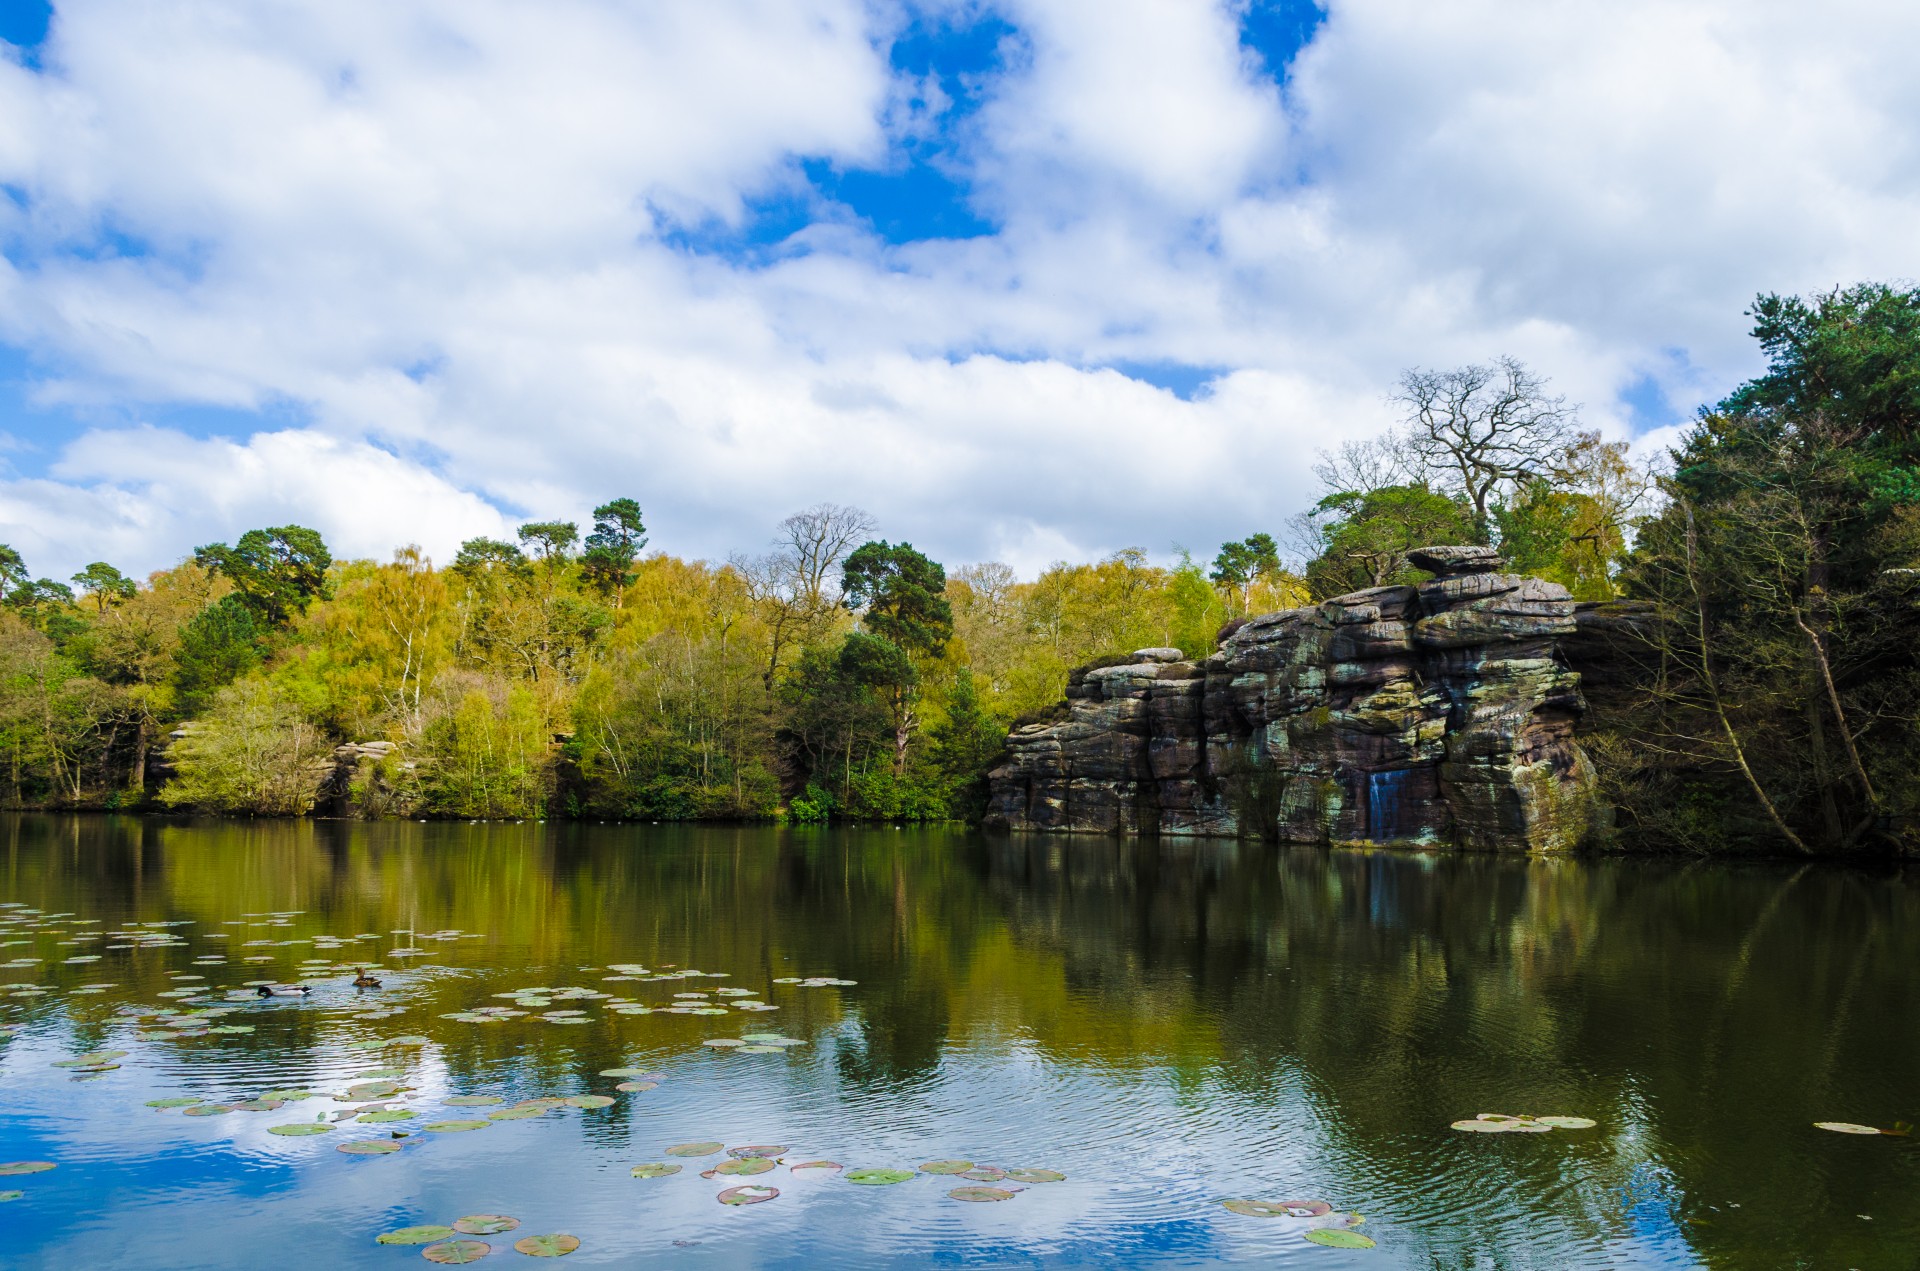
[0,0,1915,579]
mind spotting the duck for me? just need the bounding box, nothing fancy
[255,983,312,998]
[352,968,382,988]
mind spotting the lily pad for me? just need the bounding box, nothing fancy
[960,1167,1007,1182]
[183,1104,233,1117]
[267,1123,333,1136]
[488,1108,544,1121]
[667,1141,724,1157]
[730,1145,789,1159]
[1815,1121,1887,1135]
[423,1120,490,1132]
[1302,1229,1376,1249]
[702,1039,742,1048]
[0,1161,54,1175]
[347,1081,403,1099]
[511,1234,580,1257]
[630,1163,682,1179]
[338,1140,403,1155]
[1223,1200,1293,1217]
[716,1185,779,1206]
[453,1215,520,1235]
[788,1160,842,1173]
[445,1096,504,1107]
[377,1225,458,1245]
[564,1095,615,1109]
[359,1110,418,1123]
[597,1068,657,1078]
[845,1168,915,1186]
[146,1097,203,1109]
[1004,1168,1065,1183]
[421,1240,492,1264]
[949,1186,1016,1202]
[233,1098,286,1112]
[0,1190,19,1201]
[615,1082,657,1093]
[1533,1116,1597,1130]
[919,1160,974,1175]
[715,1157,775,1176]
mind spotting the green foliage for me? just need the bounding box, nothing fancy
[70,562,135,612]
[450,537,527,577]
[415,681,548,818]
[194,526,332,626]
[175,595,262,712]
[1613,282,1920,854]
[1303,484,1476,599]
[161,678,323,815]
[1209,533,1280,589]
[842,541,953,657]
[581,498,647,601]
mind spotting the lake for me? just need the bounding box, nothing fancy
[1,816,1916,1268]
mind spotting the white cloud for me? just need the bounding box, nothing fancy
[0,0,1916,580]
[0,428,514,579]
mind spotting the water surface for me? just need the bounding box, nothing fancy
[1,817,1916,1268]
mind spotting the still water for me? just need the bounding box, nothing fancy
[1,816,1916,1269]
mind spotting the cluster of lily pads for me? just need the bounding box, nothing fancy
[137,1053,639,1151]
[627,1143,1066,1205]
[435,963,852,1029]
[0,1157,55,1204]
[376,1214,579,1262]
[1449,1113,1597,1134]
[1219,1197,1374,1249]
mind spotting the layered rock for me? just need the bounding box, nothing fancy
[984,548,1597,852]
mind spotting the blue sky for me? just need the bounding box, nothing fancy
[0,0,1914,578]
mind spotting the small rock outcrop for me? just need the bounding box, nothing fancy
[984,547,1597,852]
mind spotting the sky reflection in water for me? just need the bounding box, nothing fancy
[0,817,1916,1268]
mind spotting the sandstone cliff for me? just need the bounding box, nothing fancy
[983,547,1597,852]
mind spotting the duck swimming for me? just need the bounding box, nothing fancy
[255,984,312,997]
[352,968,382,988]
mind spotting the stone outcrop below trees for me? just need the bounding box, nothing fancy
[983,547,1597,852]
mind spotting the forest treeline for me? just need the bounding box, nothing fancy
[1,282,1915,853]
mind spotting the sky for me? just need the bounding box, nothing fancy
[0,0,1917,581]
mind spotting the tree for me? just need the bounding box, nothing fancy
[1615,283,1920,854]
[450,537,528,577]
[841,541,953,658]
[0,545,27,598]
[1395,357,1581,540]
[517,520,579,593]
[1210,534,1282,614]
[174,595,263,711]
[71,562,136,613]
[581,498,647,606]
[1302,485,1477,599]
[194,526,332,626]
[737,503,874,690]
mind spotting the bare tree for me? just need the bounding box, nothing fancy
[736,503,877,689]
[1395,356,1581,537]
[1311,434,1413,498]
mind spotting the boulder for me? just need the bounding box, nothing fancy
[984,546,1596,853]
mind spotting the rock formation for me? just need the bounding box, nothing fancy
[983,547,1597,852]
